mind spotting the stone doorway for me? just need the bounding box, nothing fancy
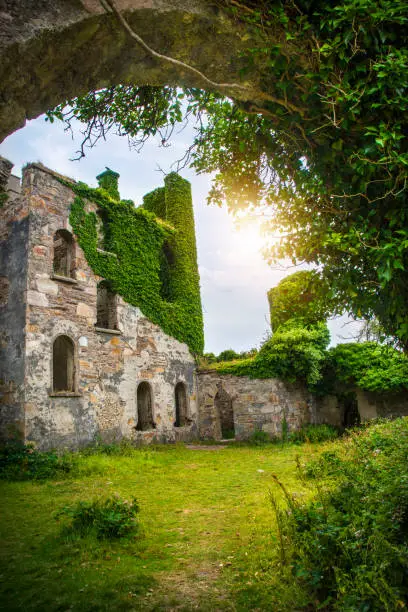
[342,393,361,428]
[214,387,234,439]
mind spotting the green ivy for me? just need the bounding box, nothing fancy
[96,168,120,201]
[319,342,408,394]
[208,321,330,388]
[268,271,331,331]
[59,173,204,354]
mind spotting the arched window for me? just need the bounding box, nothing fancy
[53,335,75,392]
[136,382,155,431]
[53,230,74,278]
[159,242,175,302]
[175,382,188,427]
[214,387,235,439]
[96,281,117,330]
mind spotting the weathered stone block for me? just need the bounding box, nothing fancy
[36,278,58,295]
[76,302,93,318]
[27,290,49,307]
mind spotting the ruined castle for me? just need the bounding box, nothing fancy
[0,157,403,450]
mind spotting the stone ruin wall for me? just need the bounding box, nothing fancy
[0,162,198,449]
[196,370,316,440]
[2,160,408,450]
[0,162,28,439]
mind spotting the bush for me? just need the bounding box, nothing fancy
[320,342,408,394]
[246,424,339,447]
[213,320,330,388]
[0,442,72,480]
[288,424,339,444]
[58,495,140,540]
[217,349,240,362]
[272,418,408,610]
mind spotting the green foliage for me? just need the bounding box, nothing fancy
[321,342,408,393]
[214,321,330,388]
[62,172,204,354]
[58,495,140,540]
[0,442,72,480]
[268,271,331,331]
[288,424,339,444]
[273,418,408,610]
[246,429,271,446]
[202,352,217,364]
[217,349,240,362]
[243,423,339,446]
[49,1,408,349]
[96,168,120,201]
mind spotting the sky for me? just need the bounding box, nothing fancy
[0,114,359,353]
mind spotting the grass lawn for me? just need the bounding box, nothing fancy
[0,442,324,611]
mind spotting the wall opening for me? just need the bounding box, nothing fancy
[175,382,188,427]
[53,335,75,392]
[96,281,118,330]
[53,229,75,278]
[214,387,235,439]
[342,393,361,428]
[136,382,155,431]
[159,242,175,302]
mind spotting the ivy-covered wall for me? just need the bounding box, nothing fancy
[63,171,204,354]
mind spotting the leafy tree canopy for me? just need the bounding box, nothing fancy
[47,0,408,349]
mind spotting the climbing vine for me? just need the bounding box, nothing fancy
[59,173,204,354]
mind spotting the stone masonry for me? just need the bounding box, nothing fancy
[0,159,198,449]
[197,370,315,440]
[2,157,407,450]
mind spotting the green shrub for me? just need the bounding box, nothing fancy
[213,320,330,388]
[217,349,240,362]
[302,449,343,478]
[58,495,140,540]
[289,424,339,444]
[319,342,408,394]
[272,418,408,610]
[0,442,72,480]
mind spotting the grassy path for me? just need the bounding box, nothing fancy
[0,444,319,611]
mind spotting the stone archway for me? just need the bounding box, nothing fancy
[0,0,288,142]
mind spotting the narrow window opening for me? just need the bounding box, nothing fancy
[53,229,74,278]
[53,335,75,392]
[175,382,188,427]
[96,281,117,330]
[214,387,235,439]
[136,382,155,431]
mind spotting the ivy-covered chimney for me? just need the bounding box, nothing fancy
[96,167,120,201]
